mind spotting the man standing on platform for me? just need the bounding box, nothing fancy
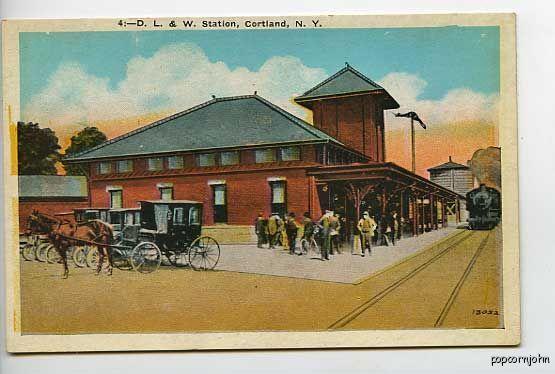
[358,211,377,257]
[318,210,332,260]
[329,213,342,254]
[285,212,299,255]
[254,212,267,248]
[267,213,279,249]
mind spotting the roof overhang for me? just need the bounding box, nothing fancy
[307,162,465,200]
[294,89,400,110]
[64,139,331,164]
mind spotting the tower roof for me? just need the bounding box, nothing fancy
[427,156,469,172]
[294,64,400,109]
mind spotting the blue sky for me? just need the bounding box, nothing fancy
[20,26,499,109]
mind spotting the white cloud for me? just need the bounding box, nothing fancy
[378,72,499,129]
[24,42,328,128]
[24,44,498,136]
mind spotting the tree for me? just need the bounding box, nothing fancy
[63,127,108,175]
[17,122,61,175]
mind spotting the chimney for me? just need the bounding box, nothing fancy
[449,156,452,162]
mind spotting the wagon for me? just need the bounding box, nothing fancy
[94,200,219,273]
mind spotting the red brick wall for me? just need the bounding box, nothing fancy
[18,200,88,233]
[311,95,385,162]
[89,168,311,226]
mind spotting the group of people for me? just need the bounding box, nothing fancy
[254,211,345,259]
[255,209,403,261]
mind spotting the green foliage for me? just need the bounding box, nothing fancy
[17,122,61,175]
[63,127,107,175]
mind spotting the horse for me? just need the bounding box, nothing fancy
[25,210,114,278]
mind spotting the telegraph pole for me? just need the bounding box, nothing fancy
[394,111,427,174]
[411,116,416,173]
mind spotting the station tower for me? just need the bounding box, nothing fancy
[294,63,400,162]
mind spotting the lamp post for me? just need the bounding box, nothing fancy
[394,111,427,173]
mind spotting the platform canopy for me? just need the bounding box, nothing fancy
[308,162,464,201]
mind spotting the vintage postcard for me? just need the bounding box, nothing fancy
[2,13,519,352]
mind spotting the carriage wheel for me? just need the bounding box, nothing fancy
[46,245,62,264]
[72,246,88,268]
[131,242,162,274]
[35,242,50,262]
[21,243,36,261]
[86,247,99,268]
[188,236,220,271]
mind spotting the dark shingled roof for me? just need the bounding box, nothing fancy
[66,95,340,162]
[294,64,400,109]
[18,175,88,198]
[427,157,469,171]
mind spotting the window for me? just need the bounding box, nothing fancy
[189,206,201,225]
[173,207,184,225]
[116,159,133,173]
[280,146,300,161]
[197,153,216,167]
[167,155,184,169]
[212,184,227,223]
[160,187,173,201]
[98,162,112,174]
[220,151,239,166]
[100,211,107,222]
[147,157,164,171]
[110,190,123,209]
[270,181,286,217]
[255,148,276,163]
[125,212,135,225]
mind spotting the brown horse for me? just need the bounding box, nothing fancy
[25,210,113,278]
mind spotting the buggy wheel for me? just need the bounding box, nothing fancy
[35,243,50,262]
[131,242,161,274]
[86,247,99,268]
[72,246,88,268]
[188,236,220,271]
[46,245,61,264]
[21,243,35,261]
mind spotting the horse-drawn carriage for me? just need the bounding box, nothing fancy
[23,200,220,277]
[106,200,221,273]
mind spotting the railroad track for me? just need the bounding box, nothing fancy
[328,230,491,329]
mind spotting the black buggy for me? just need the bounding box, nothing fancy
[110,200,221,273]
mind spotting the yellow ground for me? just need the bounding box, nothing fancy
[19,228,501,334]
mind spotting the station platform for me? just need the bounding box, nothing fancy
[217,227,460,284]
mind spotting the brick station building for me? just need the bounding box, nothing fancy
[66,64,462,242]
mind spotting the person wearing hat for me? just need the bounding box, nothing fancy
[267,212,280,249]
[254,212,268,248]
[357,211,377,257]
[318,210,333,260]
[285,212,299,255]
[301,212,315,255]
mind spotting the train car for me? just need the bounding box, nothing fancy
[466,184,501,230]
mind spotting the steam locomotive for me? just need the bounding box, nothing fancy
[466,184,501,230]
